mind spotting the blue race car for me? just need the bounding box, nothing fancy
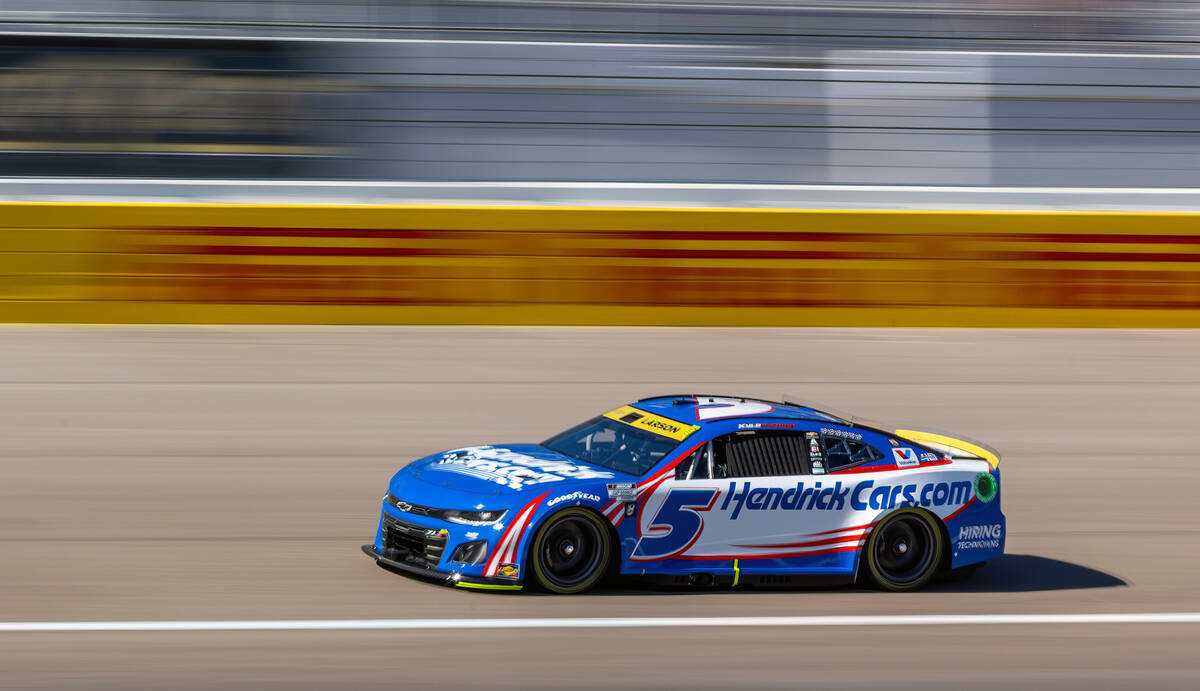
[363,396,1004,593]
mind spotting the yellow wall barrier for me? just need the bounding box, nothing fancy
[2,202,1199,326]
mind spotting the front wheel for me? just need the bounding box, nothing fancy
[528,508,612,594]
[860,508,944,592]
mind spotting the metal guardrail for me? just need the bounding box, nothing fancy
[7,179,1200,210]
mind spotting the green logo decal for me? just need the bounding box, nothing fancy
[974,473,998,503]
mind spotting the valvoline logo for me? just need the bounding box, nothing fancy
[893,448,919,467]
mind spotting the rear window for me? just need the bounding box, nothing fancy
[821,434,885,471]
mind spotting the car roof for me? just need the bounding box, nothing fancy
[632,395,850,427]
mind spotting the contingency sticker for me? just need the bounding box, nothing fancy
[606,482,637,502]
[893,448,920,468]
[603,406,699,442]
[806,432,826,474]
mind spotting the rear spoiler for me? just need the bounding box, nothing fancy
[783,395,1000,469]
[893,428,1000,469]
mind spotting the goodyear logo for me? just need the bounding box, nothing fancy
[603,406,697,442]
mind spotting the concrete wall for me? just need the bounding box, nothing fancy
[3,202,1198,325]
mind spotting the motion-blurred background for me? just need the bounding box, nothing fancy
[3,0,1200,190]
[4,4,1200,690]
[1,0,1199,324]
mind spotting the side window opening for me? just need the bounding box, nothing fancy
[675,443,714,481]
[676,441,710,479]
[712,431,808,478]
[674,450,693,480]
[821,434,884,471]
[691,442,712,480]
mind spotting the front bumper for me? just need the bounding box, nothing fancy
[361,544,523,591]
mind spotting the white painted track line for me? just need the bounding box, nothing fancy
[4,613,1200,633]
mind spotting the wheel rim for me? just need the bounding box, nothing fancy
[538,516,604,589]
[874,514,935,585]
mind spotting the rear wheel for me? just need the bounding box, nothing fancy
[860,508,944,591]
[528,508,612,594]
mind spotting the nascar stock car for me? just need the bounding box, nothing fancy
[363,396,1004,593]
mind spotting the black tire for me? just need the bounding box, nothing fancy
[860,508,945,592]
[528,508,612,594]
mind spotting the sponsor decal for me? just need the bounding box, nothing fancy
[893,448,920,468]
[955,523,1002,550]
[434,446,614,490]
[603,405,698,442]
[738,422,796,430]
[919,452,939,462]
[547,491,602,507]
[497,563,520,578]
[811,460,825,474]
[974,472,998,502]
[719,479,972,519]
[888,438,900,447]
[632,478,974,560]
[820,427,862,440]
[606,482,638,502]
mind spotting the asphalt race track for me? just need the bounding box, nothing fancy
[2,327,1198,690]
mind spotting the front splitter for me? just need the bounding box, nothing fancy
[361,545,522,591]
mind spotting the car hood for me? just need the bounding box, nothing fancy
[392,443,631,502]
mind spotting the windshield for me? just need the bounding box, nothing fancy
[542,416,681,476]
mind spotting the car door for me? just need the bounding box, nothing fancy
[631,428,817,566]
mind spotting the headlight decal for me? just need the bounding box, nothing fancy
[386,493,507,525]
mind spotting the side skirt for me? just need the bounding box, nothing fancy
[630,573,855,590]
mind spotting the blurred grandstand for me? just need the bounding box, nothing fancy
[1,1,1200,205]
